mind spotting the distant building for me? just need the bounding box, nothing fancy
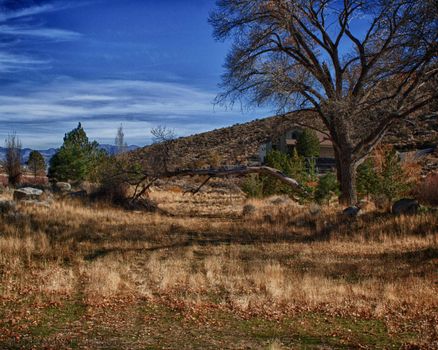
[259,128,336,172]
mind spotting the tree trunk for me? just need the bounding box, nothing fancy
[336,151,358,206]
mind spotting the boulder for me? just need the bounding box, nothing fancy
[392,199,420,215]
[54,182,71,192]
[0,200,16,214]
[13,187,43,201]
[343,206,361,218]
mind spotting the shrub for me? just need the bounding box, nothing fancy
[207,150,222,168]
[242,204,256,216]
[94,154,144,205]
[242,174,264,198]
[415,173,438,206]
[97,179,130,204]
[242,150,311,199]
[315,172,340,204]
[263,149,307,197]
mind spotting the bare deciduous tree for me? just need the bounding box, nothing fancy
[115,124,128,154]
[150,125,176,175]
[4,133,22,187]
[210,0,438,204]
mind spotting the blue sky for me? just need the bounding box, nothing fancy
[0,0,268,148]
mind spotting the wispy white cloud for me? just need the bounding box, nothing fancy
[0,4,57,22]
[0,1,83,72]
[0,25,81,41]
[0,79,220,119]
[0,78,267,147]
[0,52,49,72]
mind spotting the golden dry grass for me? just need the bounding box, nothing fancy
[0,189,437,348]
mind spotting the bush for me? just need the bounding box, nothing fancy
[94,154,144,205]
[242,174,264,198]
[242,150,308,198]
[315,172,340,204]
[264,149,307,195]
[415,173,438,206]
[96,179,130,204]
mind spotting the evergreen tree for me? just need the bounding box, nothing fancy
[315,172,340,204]
[27,150,46,178]
[49,123,107,182]
[379,148,410,203]
[296,129,320,158]
[357,157,379,199]
[356,148,413,204]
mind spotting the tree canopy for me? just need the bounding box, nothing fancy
[210,0,438,204]
[296,129,320,158]
[27,150,46,178]
[49,123,107,182]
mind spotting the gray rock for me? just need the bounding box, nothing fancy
[392,199,420,215]
[343,206,361,218]
[69,190,88,199]
[54,182,72,192]
[0,200,16,214]
[13,187,43,201]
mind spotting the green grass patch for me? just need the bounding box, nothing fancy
[29,300,86,337]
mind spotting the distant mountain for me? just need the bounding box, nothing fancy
[97,144,140,156]
[0,144,139,164]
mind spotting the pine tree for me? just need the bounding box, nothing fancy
[357,157,379,199]
[27,150,46,178]
[49,123,106,182]
[296,129,320,159]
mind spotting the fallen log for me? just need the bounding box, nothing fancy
[162,166,305,193]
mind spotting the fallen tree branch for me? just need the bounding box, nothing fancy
[130,177,158,203]
[184,175,212,195]
[162,166,306,193]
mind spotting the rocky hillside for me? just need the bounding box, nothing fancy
[136,110,438,171]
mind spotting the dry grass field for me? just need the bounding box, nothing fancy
[0,186,437,349]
